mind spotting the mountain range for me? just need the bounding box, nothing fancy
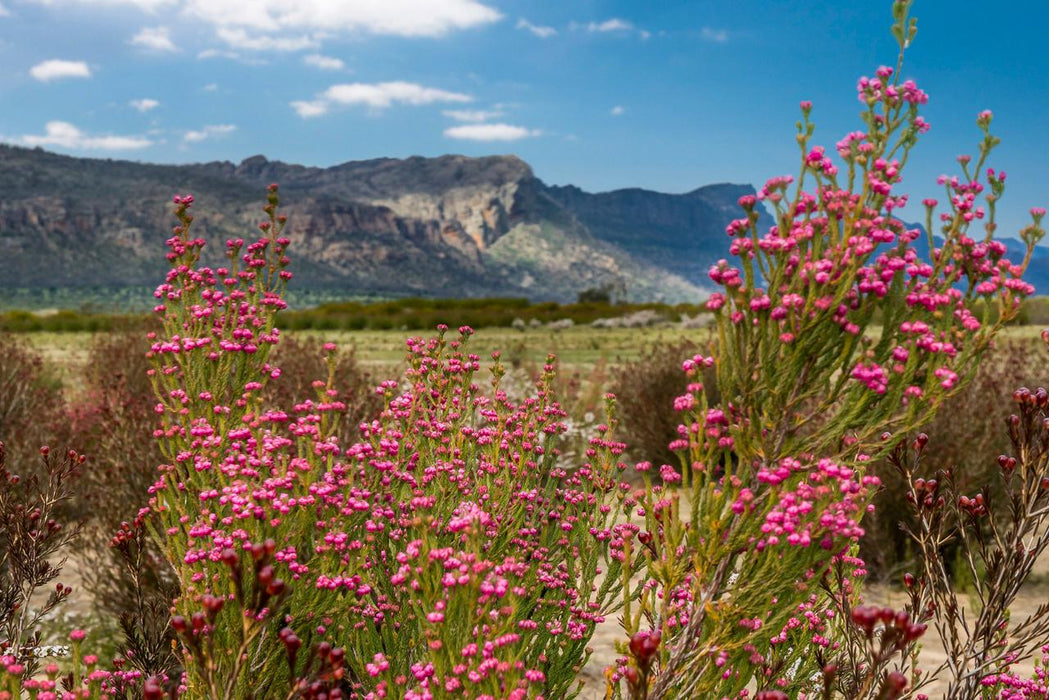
[0,145,1044,308]
[0,145,762,306]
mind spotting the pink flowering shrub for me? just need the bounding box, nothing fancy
[2,627,182,699]
[141,188,629,697]
[609,1,1043,697]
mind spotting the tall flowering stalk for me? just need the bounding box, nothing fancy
[145,186,292,696]
[610,2,1043,697]
[145,188,629,697]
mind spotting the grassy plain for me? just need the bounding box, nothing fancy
[21,325,718,384]
[23,322,1046,385]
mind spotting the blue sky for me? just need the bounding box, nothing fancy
[2,0,1047,237]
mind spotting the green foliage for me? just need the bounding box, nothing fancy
[281,296,698,332]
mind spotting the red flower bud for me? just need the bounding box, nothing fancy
[143,677,164,700]
[221,548,239,568]
[629,630,661,667]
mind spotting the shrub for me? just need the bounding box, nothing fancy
[609,1,1043,696]
[140,189,630,697]
[0,444,83,677]
[883,377,1049,698]
[67,331,179,678]
[265,334,384,447]
[609,339,706,469]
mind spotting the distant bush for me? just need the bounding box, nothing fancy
[13,295,1049,335]
[280,296,699,331]
[0,334,69,461]
[265,334,385,447]
[610,338,708,469]
[0,310,145,333]
[0,297,707,333]
[67,331,178,674]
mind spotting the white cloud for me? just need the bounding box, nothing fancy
[325,82,471,108]
[130,98,160,112]
[183,124,236,143]
[130,26,176,51]
[203,82,218,91]
[443,108,503,122]
[291,81,471,117]
[700,26,729,43]
[444,123,539,141]
[587,18,633,32]
[197,48,267,64]
[186,0,501,37]
[215,26,317,51]
[25,0,501,38]
[610,105,625,116]
[290,100,328,118]
[24,0,174,9]
[516,18,555,38]
[21,121,151,150]
[29,59,91,82]
[578,17,650,38]
[0,3,10,17]
[199,48,233,59]
[302,53,344,70]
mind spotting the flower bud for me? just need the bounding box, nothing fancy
[220,548,239,569]
[143,678,164,700]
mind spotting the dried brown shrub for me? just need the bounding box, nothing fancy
[609,338,712,469]
[0,334,70,462]
[862,337,1049,579]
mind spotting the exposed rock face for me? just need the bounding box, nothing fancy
[0,145,764,303]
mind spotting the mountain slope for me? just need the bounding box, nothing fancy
[544,182,755,284]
